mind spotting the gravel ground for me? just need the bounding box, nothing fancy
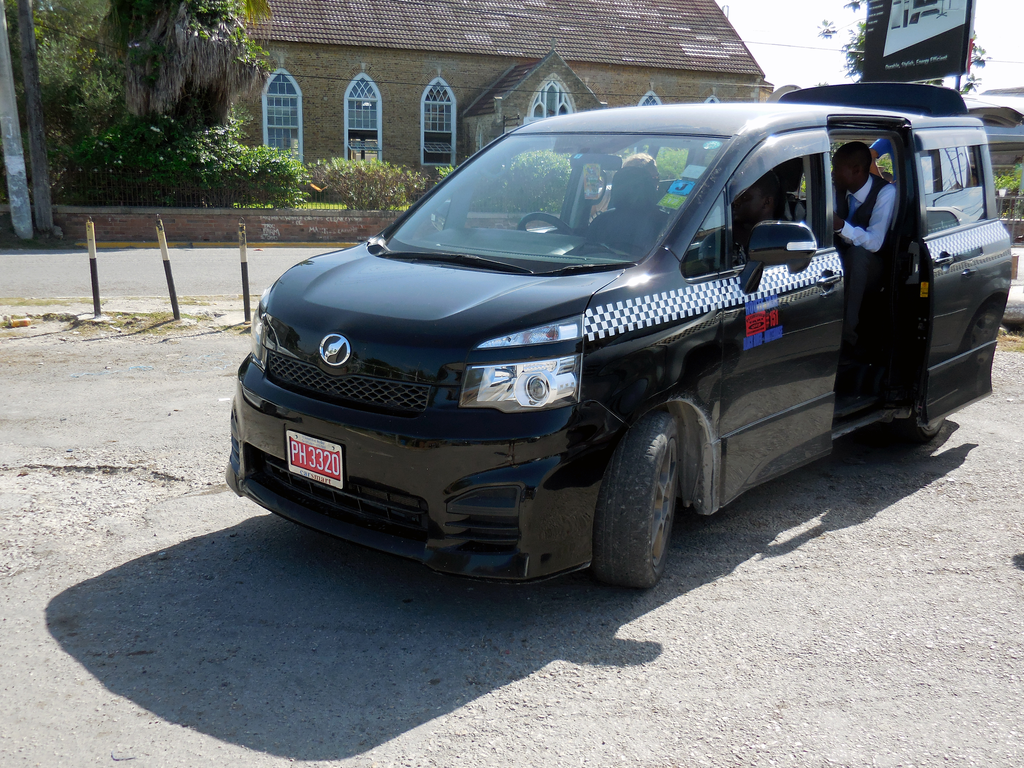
[1,317,1022,768]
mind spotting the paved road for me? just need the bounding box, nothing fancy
[0,246,338,300]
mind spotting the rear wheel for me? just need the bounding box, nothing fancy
[592,411,678,588]
[963,300,1005,351]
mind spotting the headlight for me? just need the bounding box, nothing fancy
[460,355,580,412]
[250,290,272,369]
[476,317,581,349]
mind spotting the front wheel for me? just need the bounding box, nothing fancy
[592,411,678,588]
[886,415,945,444]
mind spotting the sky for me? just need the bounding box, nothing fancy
[717,0,1024,94]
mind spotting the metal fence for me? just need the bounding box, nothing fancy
[996,194,1023,243]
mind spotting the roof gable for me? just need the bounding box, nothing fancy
[255,0,765,77]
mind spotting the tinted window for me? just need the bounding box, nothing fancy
[390,133,726,271]
[921,146,984,234]
[680,195,727,278]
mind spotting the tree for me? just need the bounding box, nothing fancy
[959,43,988,95]
[104,0,272,125]
[17,0,52,232]
[4,0,126,155]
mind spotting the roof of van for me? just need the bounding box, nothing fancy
[514,101,984,138]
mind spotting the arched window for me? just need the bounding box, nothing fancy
[262,70,302,159]
[421,78,456,166]
[528,80,573,122]
[345,75,381,161]
[639,91,662,106]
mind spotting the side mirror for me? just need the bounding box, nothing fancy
[741,221,818,294]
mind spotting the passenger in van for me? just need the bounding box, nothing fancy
[621,152,659,185]
[731,170,781,260]
[869,138,895,182]
[774,158,806,223]
[832,141,897,347]
[587,155,666,255]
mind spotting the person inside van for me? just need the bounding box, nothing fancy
[587,154,666,255]
[869,138,895,182]
[731,170,781,260]
[832,141,897,347]
[774,158,806,223]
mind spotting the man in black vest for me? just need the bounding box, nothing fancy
[832,141,897,348]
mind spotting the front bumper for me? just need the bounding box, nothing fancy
[227,357,622,580]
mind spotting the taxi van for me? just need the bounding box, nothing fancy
[227,84,1012,588]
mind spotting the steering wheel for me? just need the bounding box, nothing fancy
[517,212,574,235]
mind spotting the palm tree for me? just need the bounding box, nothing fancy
[105,0,272,125]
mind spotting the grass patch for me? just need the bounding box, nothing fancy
[998,327,1024,353]
[1,297,94,307]
[65,311,218,337]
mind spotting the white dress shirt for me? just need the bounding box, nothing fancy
[837,177,896,253]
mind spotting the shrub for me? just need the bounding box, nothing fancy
[60,115,309,208]
[473,150,572,215]
[307,159,429,210]
[995,167,1022,193]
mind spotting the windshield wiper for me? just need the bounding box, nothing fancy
[376,250,535,274]
[542,262,633,276]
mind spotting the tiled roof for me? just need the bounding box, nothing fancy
[254,0,765,77]
[462,60,541,117]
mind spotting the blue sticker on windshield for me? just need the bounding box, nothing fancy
[667,180,694,196]
[703,141,722,150]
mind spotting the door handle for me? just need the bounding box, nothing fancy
[932,251,955,267]
[961,267,976,278]
[817,272,842,295]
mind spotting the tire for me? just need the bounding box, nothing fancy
[962,300,1005,352]
[887,415,945,444]
[592,411,678,588]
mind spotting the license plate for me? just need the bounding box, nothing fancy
[286,430,344,489]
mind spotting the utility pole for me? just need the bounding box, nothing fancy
[0,0,31,239]
[16,0,51,232]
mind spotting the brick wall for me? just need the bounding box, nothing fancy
[239,42,769,169]
[49,207,401,244]
[569,62,771,107]
[239,44,525,168]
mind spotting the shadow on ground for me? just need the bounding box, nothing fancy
[47,422,974,760]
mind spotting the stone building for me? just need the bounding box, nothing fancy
[244,0,770,169]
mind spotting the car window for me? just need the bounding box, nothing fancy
[921,145,985,234]
[389,133,727,271]
[680,194,727,278]
[727,152,824,265]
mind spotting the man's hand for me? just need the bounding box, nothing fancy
[833,213,845,232]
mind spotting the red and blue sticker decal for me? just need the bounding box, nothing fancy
[744,294,782,350]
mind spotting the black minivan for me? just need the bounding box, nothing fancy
[227,84,1011,588]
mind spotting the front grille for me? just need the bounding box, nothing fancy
[267,352,430,413]
[255,449,429,540]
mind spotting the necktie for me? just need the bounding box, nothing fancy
[847,192,859,218]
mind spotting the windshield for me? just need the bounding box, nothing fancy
[387,132,728,273]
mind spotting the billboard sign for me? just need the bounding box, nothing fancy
[862,0,975,83]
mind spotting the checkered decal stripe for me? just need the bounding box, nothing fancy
[719,252,843,311]
[927,221,1009,257]
[583,252,844,342]
[583,281,721,340]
